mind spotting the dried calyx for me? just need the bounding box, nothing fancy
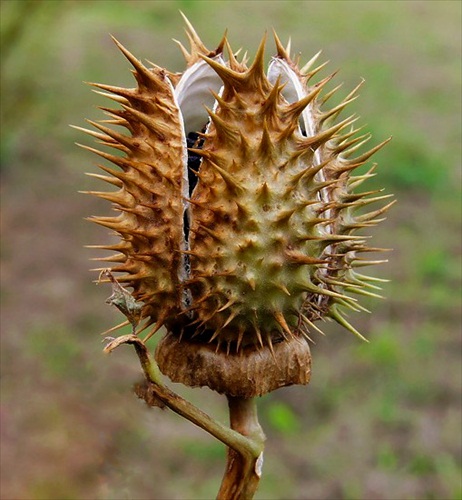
[78,18,394,397]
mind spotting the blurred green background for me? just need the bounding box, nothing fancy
[1,1,461,499]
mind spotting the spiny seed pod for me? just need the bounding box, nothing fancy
[78,19,394,398]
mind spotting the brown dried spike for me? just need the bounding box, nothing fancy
[300,50,324,75]
[87,215,125,232]
[273,311,295,339]
[172,38,192,63]
[202,35,269,93]
[201,54,247,89]
[92,89,129,105]
[258,117,276,158]
[179,11,209,59]
[246,33,270,91]
[76,143,133,171]
[88,81,136,100]
[285,250,327,266]
[287,158,331,188]
[206,159,245,195]
[175,13,226,66]
[85,172,123,188]
[261,75,284,117]
[208,88,236,113]
[79,189,125,205]
[71,124,109,143]
[296,115,357,152]
[283,72,337,124]
[205,107,240,145]
[272,29,290,60]
[320,94,359,124]
[120,104,172,140]
[85,119,134,150]
[340,135,373,158]
[303,59,330,82]
[334,133,371,156]
[354,199,397,223]
[91,253,126,263]
[320,82,344,105]
[224,37,246,72]
[347,137,392,166]
[111,36,163,90]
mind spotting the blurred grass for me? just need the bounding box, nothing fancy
[1,1,461,499]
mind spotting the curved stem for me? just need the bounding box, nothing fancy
[104,335,262,458]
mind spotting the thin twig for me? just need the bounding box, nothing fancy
[104,335,263,460]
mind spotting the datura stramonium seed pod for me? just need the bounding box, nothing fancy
[78,19,394,398]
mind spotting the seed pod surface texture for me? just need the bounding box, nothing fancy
[80,19,394,397]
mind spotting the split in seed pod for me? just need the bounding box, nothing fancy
[77,19,394,398]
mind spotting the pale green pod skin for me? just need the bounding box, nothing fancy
[185,38,392,350]
[187,60,330,347]
[78,21,393,395]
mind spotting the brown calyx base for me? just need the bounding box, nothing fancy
[155,332,311,398]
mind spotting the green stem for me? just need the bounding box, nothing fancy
[104,335,262,458]
[217,396,266,500]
